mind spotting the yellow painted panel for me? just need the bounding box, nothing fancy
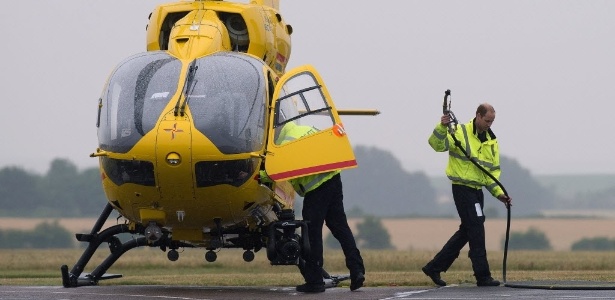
[265,65,357,181]
[139,208,166,224]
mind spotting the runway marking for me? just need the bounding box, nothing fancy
[379,289,430,299]
[50,291,213,300]
[379,285,454,300]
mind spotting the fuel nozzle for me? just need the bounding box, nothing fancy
[442,89,458,135]
[446,111,458,135]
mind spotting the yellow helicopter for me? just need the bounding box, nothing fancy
[61,0,378,287]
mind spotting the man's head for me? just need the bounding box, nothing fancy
[475,103,496,133]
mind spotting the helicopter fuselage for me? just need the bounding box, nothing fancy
[62,0,361,287]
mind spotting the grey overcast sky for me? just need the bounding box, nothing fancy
[1,1,613,176]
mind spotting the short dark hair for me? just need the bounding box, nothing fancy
[476,103,495,117]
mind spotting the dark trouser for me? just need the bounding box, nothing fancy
[424,184,491,280]
[298,173,365,284]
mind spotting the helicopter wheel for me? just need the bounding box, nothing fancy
[243,250,255,262]
[167,249,179,261]
[205,250,217,262]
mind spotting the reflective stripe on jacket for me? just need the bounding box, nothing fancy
[428,119,503,198]
[276,122,339,196]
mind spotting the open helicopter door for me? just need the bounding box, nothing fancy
[265,65,357,181]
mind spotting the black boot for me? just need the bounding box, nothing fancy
[296,283,325,293]
[476,277,500,286]
[422,266,447,286]
[350,272,365,291]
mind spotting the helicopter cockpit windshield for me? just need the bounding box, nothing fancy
[188,52,267,154]
[97,51,266,155]
[98,52,181,153]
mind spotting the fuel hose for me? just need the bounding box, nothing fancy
[442,90,511,282]
[442,90,615,290]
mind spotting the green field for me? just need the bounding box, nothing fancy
[2,249,615,287]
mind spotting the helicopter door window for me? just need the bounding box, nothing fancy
[274,72,334,145]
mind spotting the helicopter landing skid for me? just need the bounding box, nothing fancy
[60,203,192,287]
[61,203,310,287]
[61,266,122,287]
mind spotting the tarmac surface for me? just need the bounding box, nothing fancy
[2,284,615,300]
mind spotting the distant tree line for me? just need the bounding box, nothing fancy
[344,146,567,217]
[0,158,106,217]
[0,220,74,248]
[4,219,615,250]
[500,227,615,251]
[343,146,438,217]
[502,227,552,251]
[571,237,615,251]
[0,146,613,218]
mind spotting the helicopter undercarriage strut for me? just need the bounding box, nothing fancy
[60,203,189,287]
[61,203,130,287]
[60,203,310,287]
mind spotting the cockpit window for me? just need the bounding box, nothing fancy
[188,53,266,154]
[98,52,181,153]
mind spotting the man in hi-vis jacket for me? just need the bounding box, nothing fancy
[422,103,512,287]
[263,121,365,293]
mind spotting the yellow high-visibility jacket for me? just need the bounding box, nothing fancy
[428,118,503,198]
[276,122,339,197]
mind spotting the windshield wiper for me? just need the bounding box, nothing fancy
[174,59,198,116]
